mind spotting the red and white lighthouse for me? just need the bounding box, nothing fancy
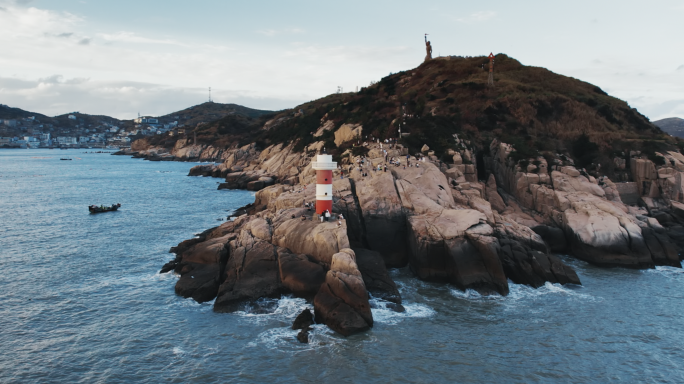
[311,152,337,215]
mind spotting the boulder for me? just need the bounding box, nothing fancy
[214,240,282,313]
[334,124,363,147]
[277,248,326,297]
[486,174,506,213]
[561,197,654,268]
[407,209,509,295]
[292,308,315,330]
[314,250,373,336]
[188,164,216,177]
[271,212,350,266]
[172,234,233,303]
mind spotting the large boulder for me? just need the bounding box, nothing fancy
[334,124,363,147]
[214,240,282,312]
[172,234,233,303]
[407,209,509,295]
[271,210,350,266]
[561,193,654,268]
[313,249,373,336]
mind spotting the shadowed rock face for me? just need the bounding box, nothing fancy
[353,248,402,305]
[352,172,408,267]
[277,248,326,298]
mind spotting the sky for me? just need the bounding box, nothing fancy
[0,0,683,120]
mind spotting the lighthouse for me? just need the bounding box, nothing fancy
[311,151,337,215]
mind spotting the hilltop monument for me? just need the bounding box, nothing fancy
[487,53,495,86]
[424,34,432,62]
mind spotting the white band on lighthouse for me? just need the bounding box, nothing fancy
[316,184,333,200]
[311,154,337,170]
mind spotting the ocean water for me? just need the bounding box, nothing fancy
[1,149,684,383]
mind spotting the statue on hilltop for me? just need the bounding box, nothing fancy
[424,34,432,62]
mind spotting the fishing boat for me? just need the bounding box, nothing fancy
[89,203,121,213]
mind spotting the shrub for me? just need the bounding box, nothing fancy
[571,133,599,168]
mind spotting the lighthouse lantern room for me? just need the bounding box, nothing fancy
[311,152,337,215]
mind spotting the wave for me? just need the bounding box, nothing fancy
[369,297,436,325]
[450,281,601,304]
[644,265,684,279]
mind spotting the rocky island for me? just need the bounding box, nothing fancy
[121,54,684,337]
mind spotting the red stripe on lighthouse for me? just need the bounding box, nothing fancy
[316,200,333,215]
[316,170,332,184]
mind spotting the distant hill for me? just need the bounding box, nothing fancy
[0,102,275,142]
[654,117,684,138]
[157,102,275,128]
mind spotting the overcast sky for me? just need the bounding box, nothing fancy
[1,0,683,120]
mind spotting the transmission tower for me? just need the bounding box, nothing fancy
[487,53,495,86]
[209,87,212,102]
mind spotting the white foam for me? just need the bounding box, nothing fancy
[370,297,436,325]
[172,347,185,356]
[234,295,309,324]
[245,323,344,352]
[645,265,684,279]
[449,281,600,304]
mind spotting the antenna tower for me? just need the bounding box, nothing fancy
[487,53,495,86]
[209,87,212,102]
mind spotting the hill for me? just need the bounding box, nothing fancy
[147,54,678,181]
[654,117,684,138]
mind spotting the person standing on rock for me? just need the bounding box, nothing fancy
[325,210,331,222]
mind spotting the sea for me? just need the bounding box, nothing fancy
[1,149,683,383]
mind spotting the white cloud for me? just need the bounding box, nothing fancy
[256,28,304,37]
[457,11,496,23]
[98,31,187,47]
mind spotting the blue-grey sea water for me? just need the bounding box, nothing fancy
[1,148,683,383]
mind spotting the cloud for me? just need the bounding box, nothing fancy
[257,28,304,37]
[0,75,298,118]
[55,32,73,38]
[78,38,90,45]
[678,65,684,71]
[98,31,187,46]
[457,11,496,23]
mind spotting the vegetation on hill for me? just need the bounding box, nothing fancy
[145,54,681,180]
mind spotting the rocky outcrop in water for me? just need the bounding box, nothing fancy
[159,129,684,337]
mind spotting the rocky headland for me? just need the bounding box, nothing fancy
[141,55,684,337]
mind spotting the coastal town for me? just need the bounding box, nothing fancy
[0,101,263,149]
[0,108,181,149]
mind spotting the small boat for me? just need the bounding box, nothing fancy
[60,158,72,161]
[89,203,121,213]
